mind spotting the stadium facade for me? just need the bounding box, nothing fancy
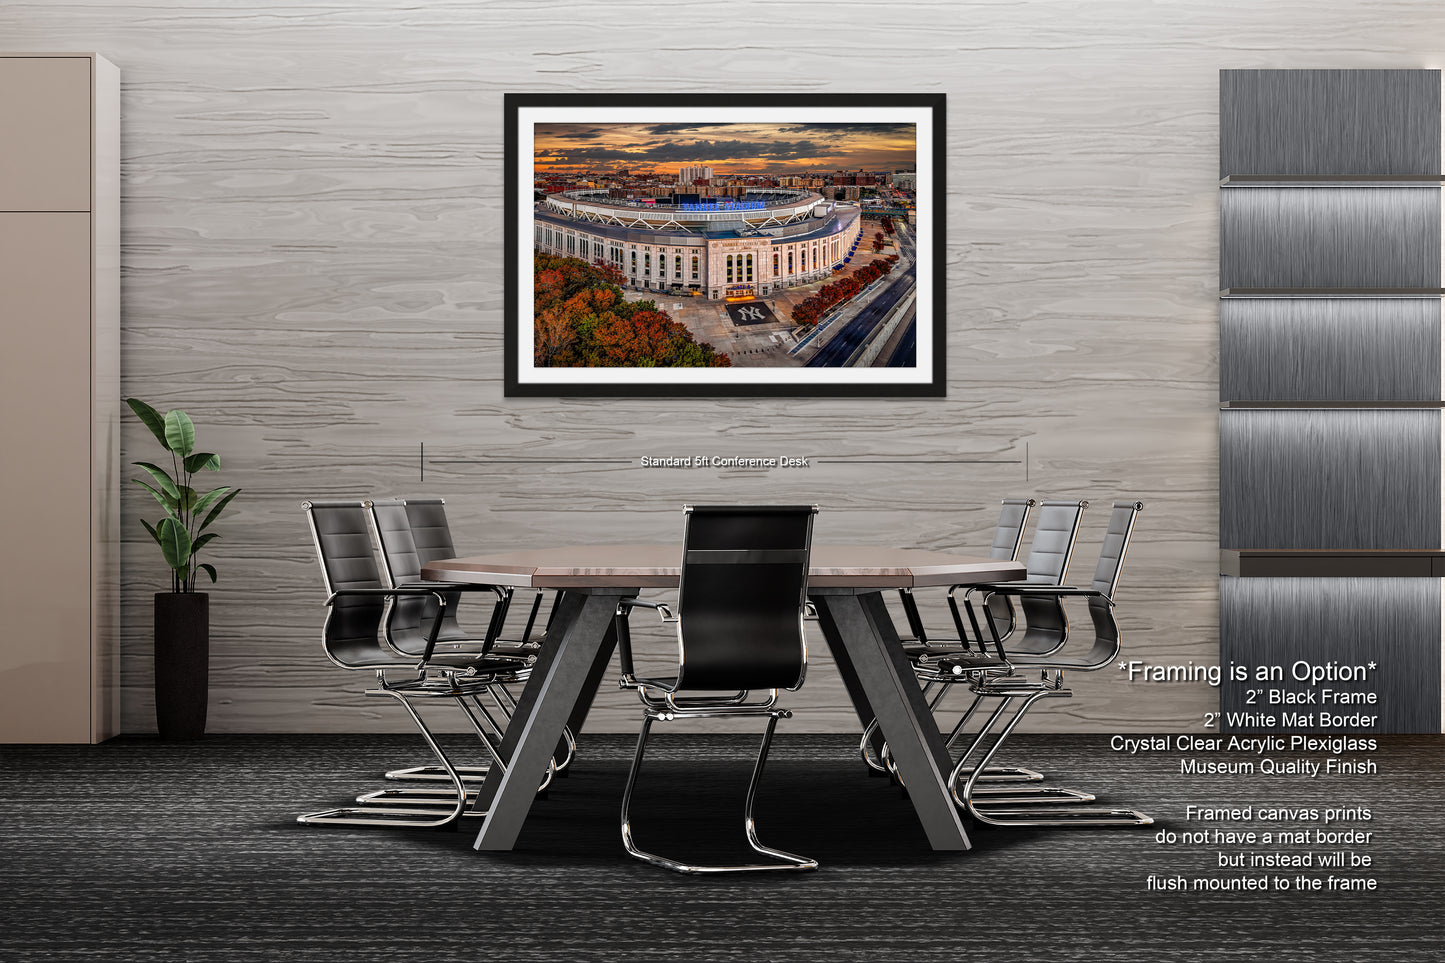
[534,188,863,300]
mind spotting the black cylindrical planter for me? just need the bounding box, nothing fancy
[154,592,209,740]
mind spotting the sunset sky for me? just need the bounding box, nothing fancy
[534,121,916,175]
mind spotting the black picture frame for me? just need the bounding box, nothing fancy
[504,92,945,397]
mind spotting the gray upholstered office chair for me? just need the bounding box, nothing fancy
[615,504,819,874]
[897,497,1036,654]
[861,497,1036,776]
[946,498,1091,660]
[943,500,1152,827]
[867,499,1088,785]
[929,498,1089,765]
[298,499,526,828]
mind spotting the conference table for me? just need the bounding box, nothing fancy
[420,544,1024,853]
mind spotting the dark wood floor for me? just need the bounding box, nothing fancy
[1,733,1440,961]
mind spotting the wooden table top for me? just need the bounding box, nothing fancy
[421,544,1025,590]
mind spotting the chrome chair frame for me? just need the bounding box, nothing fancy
[614,504,819,874]
[863,497,1039,777]
[919,498,1089,784]
[296,586,521,828]
[365,497,572,787]
[943,501,1152,827]
[870,498,1090,787]
[621,705,814,875]
[297,499,532,829]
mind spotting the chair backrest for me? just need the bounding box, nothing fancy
[982,497,1037,639]
[991,499,1086,657]
[303,499,392,668]
[1022,499,1088,585]
[369,497,424,584]
[403,498,458,566]
[1091,501,1143,599]
[674,505,817,692]
[368,497,473,655]
[1073,502,1143,668]
[989,497,1036,561]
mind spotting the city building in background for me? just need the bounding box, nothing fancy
[677,165,713,185]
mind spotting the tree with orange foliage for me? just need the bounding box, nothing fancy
[533,255,729,368]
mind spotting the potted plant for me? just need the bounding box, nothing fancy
[127,399,240,740]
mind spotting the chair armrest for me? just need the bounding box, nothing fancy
[326,586,450,604]
[984,585,1114,606]
[618,598,676,621]
[948,581,1010,597]
[982,583,1082,595]
[614,597,675,685]
[404,582,514,656]
[396,579,510,600]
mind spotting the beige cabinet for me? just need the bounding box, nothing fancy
[0,54,119,743]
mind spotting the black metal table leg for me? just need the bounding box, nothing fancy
[811,589,971,851]
[471,590,629,850]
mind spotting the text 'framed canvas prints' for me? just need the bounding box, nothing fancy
[504,93,945,397]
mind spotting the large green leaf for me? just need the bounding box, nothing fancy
[164,410,196,457]
[197,488,240,532]
[191,486,231,518]
[174,486,197,512]
[189,531,219,557]
[140,518,162,546]
[133,478,178,513]
[156,516,191,571]
[133,462,180,500]
[185,452,220,473]
[126,398,170,450]
[198,563,218,583]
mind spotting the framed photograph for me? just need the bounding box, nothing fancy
[504,93,945,397]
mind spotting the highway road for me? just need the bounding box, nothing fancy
[804,269,915,367]
[886,317,917,367]
[883,219,916,367]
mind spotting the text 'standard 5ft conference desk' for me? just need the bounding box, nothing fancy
[421,545,1024,853]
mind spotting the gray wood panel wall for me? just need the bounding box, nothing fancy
[7,1,1445,734]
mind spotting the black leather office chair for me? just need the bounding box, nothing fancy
[946,498,1090,660]
[615,504,819,874]
[371,498,505,653]
[298,499,526,828]
[364,497,568,793]
[943,500,1152,827]
[371,497,549,653]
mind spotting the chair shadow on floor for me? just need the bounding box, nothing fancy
[283,736,1067,869]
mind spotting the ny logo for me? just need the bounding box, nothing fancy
[736,305,766,323]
